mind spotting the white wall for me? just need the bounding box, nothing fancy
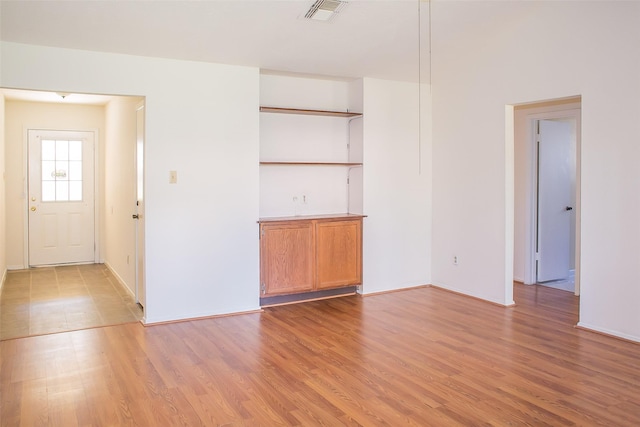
[104,97,142,294]
[259,74,431,294]
[259,74,361,218]
[432,1,640,341]
[1,42,261,323]
[4,100,105,269]
[361,78,431,294]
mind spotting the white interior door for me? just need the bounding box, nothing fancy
[536,119,573,282]
[135,104,146,308]
[28,130,95,266]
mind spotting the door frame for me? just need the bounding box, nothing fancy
[23,126,100,267]
[524,109,581,294]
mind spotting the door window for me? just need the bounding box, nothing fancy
[41,139,83,202]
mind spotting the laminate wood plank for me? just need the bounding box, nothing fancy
[242,375,300,425]
[303,373,393,427]
[2,284,640,425]
[18,378,49,427]
[1,380,24,426]
[185,392,240,427]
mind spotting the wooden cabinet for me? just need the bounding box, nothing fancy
[260,216,363,298]
[316,219,362,290]
[260,221,315,296]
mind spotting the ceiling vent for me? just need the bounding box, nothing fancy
[304,0,347,22]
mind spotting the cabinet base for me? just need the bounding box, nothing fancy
[260,286,358,307]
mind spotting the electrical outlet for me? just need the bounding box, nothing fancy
[453,255,458,266]
[169,170,177,184]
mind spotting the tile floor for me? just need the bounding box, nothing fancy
[0,264,143,340]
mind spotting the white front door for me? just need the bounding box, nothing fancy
[28,130,95,266]
[536,119,574,282]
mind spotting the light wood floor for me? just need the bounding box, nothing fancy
[0,264,143,340]
[2,284,639,426]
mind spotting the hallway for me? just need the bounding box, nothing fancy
[0,264,143,340]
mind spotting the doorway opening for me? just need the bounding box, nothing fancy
[1,88,145,339]
[513,97,581,296]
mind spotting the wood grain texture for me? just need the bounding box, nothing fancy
[259,213,366,223]
[316,219,362,289]
[260,218,363,298]
[2,284,640,426]
[261,221,315,296]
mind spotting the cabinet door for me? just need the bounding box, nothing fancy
[260,222,315,296]
[316,219,362,290]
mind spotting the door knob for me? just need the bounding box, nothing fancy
[565,206,573,211]
[30,206,36,211]
[132,214,139,219]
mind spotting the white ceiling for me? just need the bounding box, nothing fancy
[1,88,120,105]
[1,0,428,84]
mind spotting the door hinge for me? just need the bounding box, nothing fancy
[535,252,540,261]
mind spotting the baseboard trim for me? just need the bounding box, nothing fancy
[260,286,357,307]
[142,308,264,327]
[104,262,136,299]
[360,284,430,297]
[575,322,640,344]
[430,284,516,307]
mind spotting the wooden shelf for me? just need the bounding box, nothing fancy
[260,161,362,166]
[258,213,366,223]
[260,106,362,118]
